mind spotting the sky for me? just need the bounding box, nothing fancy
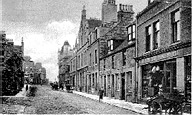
[2,0,147,82]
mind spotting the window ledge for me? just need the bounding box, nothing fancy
[171,41,181,46]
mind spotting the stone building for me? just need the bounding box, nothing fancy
[135,0,191,102]
[74,6,102,92]
[58,41,73,86]
[33,62,47,84]
[23,56,35,83]
[99,4,136,102]
[68,49,76,88]
[0,31,24,95]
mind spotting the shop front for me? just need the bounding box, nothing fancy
[141,59,176,99]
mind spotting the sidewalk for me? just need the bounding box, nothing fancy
[15,84,29,97]
[73,91,148,115]
[1,84,30,114]
[73,91,191,115]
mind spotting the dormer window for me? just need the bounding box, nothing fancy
[128,24,136,41]
[148,0,155,5]
[108,40,114,51]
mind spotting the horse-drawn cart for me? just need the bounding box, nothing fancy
[146,90,190,114]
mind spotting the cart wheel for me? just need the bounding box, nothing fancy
[168,102,182,114]
[182,102,191,114]
[151,101,162,114]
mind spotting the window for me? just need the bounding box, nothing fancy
[108,40,114,51]
[128,71,132,86]
[78,55,80,68]
[81,53,83,67]
[84,51,86,65]
[128,24,136,41]
[0,50,4,56]
[90,34,92,44]
[146,25,152,52]
[104,59,106,70]
[108,75,110,89]
[95,73,97,88]
[71,61,72,71]
[89,53,91,66]
[95,50,97,64]
[153,21,160,49]
[116,74,120,91]
[110,40,113,50]
[172,9,180,42]
[112,55,114,69]
[122,50,126,66]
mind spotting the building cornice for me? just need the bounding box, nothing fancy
[134,40,191,61]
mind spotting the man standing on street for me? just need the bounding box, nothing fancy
[98,87,104,102]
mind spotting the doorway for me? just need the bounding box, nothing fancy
[121,73,125,100]
[111,74,114,97]
[104,76,107,96]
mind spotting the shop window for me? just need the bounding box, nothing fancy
[185,56,191,102]
[172,9,180,42]
[164,60,176,93]
[141,61,178,98]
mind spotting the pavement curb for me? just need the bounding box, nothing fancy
[73,91,147,115]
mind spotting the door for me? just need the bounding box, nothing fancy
[104,76,107,96]
[121,73,125,100]
[111,74,114,97]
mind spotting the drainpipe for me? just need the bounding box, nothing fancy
[134,19,138,103]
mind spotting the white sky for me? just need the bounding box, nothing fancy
[2,0,147,82]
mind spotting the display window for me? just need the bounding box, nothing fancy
[142,59,176,98]
[185,56,191,102]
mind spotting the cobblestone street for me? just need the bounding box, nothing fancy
[1,85,139,114]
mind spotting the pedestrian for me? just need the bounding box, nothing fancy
[26,84,28,91]
[98,87,104,102]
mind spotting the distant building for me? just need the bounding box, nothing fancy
[23,56,35,83]
[58,41,73,86]
[33,62,47,84]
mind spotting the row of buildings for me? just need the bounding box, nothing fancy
[58,0,191,103]
[23,56,48,85]
[0,31,24,95]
